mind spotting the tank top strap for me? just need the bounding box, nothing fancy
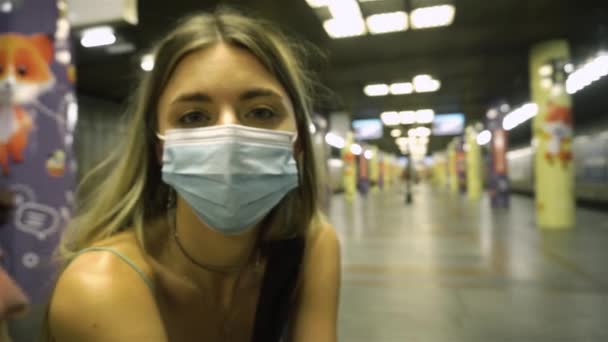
[74,246,155,293]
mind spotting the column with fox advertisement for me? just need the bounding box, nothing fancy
[369,146,379,193]
[530,40,574,229]
[0,0,77,322]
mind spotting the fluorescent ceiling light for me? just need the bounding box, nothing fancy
[476,130,492,145]
[391,129,402,138]
[566,55,608,94]
[325,132,345,149]
[399,111,416,124]
[323,18,367,38]
[351,144,363,155]
[413,74,441,93]
[306,0,329,8]
[327,0,362,20]
[364,83,390,96]
[502,103,538,130]
[416,126,432,137]
[415,109,435,124]
[366,11,408,34]
[410,5,455,29]
[80,26,116,48]
[381,111,401,126]
[390,82,414,95]
[140,54,155,71]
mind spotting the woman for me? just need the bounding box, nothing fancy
[46,9,340,342]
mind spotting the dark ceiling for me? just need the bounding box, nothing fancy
[73,0,608,154]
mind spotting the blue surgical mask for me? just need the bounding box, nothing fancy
[158,124,299,235]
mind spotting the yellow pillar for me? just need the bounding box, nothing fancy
[369,146,380,193]
[342,131,357,202]
[466,126,482,200]
[530,40,575,229]
[434,154,447,188]
[447,141,458,194]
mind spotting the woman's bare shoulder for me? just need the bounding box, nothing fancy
[48,230,166,342]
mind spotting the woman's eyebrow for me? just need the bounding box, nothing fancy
[239,88,283,101]
[169,88,284,105]
[171,92,212,104]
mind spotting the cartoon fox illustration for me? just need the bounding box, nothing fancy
[542,103,573,167]
[0,33,55,176]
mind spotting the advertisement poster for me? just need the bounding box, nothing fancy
[0,0,77,305]
[455,137,467,194]
[487,110,510,208]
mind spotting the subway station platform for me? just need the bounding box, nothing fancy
[331,185,608,342]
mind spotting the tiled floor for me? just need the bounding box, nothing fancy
[331,184,608,342]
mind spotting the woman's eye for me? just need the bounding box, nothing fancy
[246,107,279,121]
[178,111,210,126]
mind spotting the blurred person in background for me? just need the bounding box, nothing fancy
[45,8,340,342]
[0,189,29,342]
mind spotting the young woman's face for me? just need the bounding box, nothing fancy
[157,43,297,135]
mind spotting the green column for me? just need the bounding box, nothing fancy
[342,132,357,202]
[530,40,575,229]
[447,140,458,194]
[466,126,482,200]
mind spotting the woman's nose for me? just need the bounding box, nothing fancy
[216,107,238,126]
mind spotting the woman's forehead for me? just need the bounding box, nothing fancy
[159,43,290,105]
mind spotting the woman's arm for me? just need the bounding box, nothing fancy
[49,251,167,342]
[289,220,341,342]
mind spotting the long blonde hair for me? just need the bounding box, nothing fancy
[58,9,320,263]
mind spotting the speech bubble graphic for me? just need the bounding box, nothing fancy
[14,202,61,240]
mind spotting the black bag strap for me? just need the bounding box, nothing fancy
[251,237,305,342]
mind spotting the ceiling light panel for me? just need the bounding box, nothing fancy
[327,0,362,20]
[399,111,416,124]
[364,83,390,96]
[324,17,367,38]
[390,82,414,95]
[413,74,441,93]
[415,109,435,124]
[366,11,408,34]
[410,5,455,29]
[381,111,401,126]
[306,0,329,8]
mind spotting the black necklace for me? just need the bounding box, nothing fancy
[168,209,260,275]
